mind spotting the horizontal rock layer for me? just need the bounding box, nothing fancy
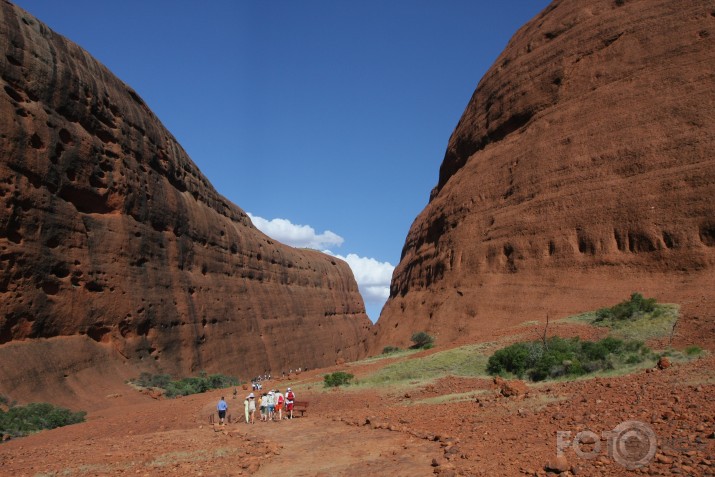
[0,1,371,403]
[372,0,715,350]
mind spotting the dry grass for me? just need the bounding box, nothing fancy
[562,304,679,342]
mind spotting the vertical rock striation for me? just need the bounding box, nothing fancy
[0,1,371,403]
[373,0,715,350]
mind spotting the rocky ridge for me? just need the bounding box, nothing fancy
[372,0,715,351]
[0,1,371,406]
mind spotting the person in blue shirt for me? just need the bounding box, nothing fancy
[217,397,228,425]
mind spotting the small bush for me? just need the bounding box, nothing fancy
[0,402,86,438]
[411,332,435,349]
[130,371,239,398]
[684,345,703,357]
[382,346,401,354]
[487,336,650,382]
[133,372,172,389]
[595,293,657,323]
[323,371,354,388]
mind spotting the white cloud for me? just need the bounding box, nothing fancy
[248,213,394,319]
[324,252,394,307]
[247,213,344,249]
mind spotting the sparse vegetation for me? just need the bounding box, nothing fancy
[133,372,172,389]
[129,371,239,398]
[0,394,14,408]
[565,294,679,341]
[684,345,704,357]
[411,331,435,349]
[594,292,657,323]
[358,343,490,388]
[0,402,86,439]
[487,336,651,381]
[323,371,354,388]
[382,346,401,354]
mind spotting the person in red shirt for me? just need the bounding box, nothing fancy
[274,389,285,421]
[285,387,295,419]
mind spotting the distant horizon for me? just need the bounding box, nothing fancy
[12,0,552,321]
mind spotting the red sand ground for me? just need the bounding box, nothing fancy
[1,316,714,477]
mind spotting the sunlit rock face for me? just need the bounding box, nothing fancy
[0,1,371,403]
[372,0,715,351]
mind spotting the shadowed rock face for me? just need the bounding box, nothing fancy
[0,1,371,401]
[372,0,715,351]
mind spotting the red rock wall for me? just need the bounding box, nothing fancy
[372,0,715,350]
[0,1,371,401]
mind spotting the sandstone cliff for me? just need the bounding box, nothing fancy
[372,0,715,350]
[0,1,371,404]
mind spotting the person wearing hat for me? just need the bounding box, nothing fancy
[259,392,267,421]
[247,393,256,424]
[285,387,295,419]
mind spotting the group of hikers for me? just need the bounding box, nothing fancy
[216,387,297,425]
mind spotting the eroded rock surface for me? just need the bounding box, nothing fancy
[0,1,371,404]
[373,0,715,350]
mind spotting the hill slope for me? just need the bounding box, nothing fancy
[0,1,371,406]
[372,0,715,350]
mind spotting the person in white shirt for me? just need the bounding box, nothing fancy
[247,393,256,424]
[266,391,275,421]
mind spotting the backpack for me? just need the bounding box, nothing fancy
[287,391,295,401]
[277,394,285,404]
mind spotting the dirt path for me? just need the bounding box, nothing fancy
[247,416,440,477]
[0,391,442,477]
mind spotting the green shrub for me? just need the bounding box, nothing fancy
[323,371,354,388]
[134,372,172,389]
[0,402,86,438]
[595,293,657,323]
[382,346,401,354]
[130,371,239,398]
[684,345,703,357]
[487,336,650,382]
[411,331,435,349]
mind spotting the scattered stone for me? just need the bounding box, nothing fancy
[545,455,570,473]
[656,454,673,464]
[500,379,528,398]
[657,357,672,370]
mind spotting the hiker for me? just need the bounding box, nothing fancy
[266,391,275,421]
[217,396,228,425]
[285,387,296,419]
[243,394,250,424]
[259,392,267,421]
[275,389,285,421]
[248,393,256,424]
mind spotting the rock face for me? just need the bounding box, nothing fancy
[372,0,715,350]
[0,1,371,403]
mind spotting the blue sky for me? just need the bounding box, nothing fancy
[14,1,551,321]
